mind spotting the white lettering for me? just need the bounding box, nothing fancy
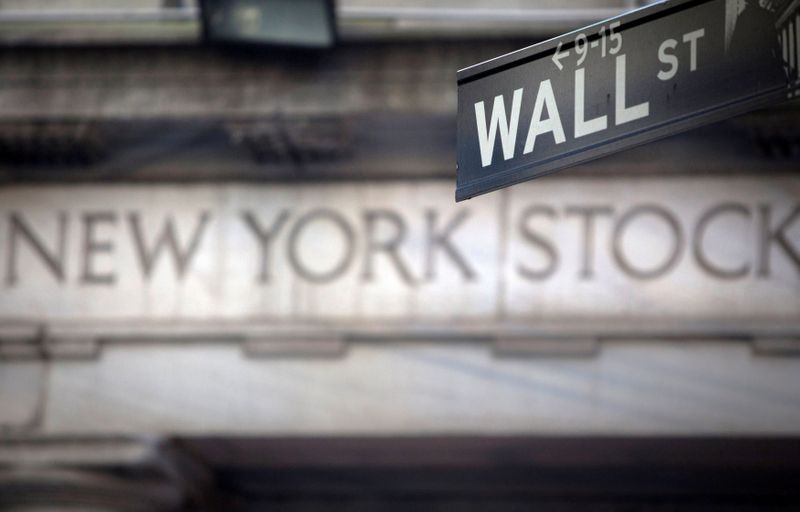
[474,89,523,167]
[574,68,608,138]
[682,28,705,72]
[658,39,679,81]
[615,54,650,125]
[523,79,566,154]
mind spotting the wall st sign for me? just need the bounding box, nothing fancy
[456,0,800,200]
[0,178,798,322]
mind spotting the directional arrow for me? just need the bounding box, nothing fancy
[552,41,570,71]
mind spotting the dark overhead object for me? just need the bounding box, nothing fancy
[200,0,336,48]
[455,0,800,201]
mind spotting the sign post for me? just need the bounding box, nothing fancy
[456,0,799,201]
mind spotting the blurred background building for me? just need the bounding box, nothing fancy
[1,0,799,510]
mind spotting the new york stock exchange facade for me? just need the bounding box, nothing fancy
[2,179,799,320]
[1,5,800,511]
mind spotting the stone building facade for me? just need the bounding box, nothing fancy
[1,1,799,510]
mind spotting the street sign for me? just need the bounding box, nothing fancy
[456,0,800,201]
